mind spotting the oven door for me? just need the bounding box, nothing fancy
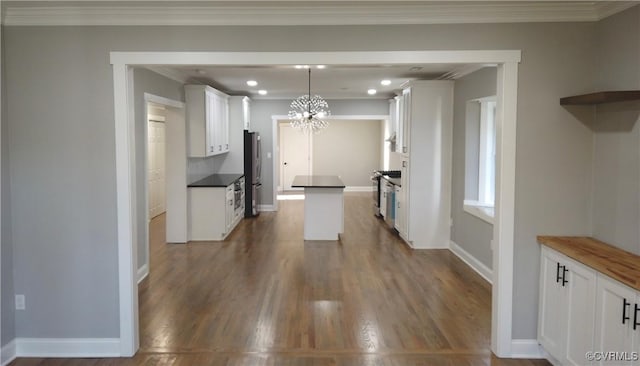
[234,190,242,210]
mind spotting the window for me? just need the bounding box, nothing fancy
[464,96,496,224]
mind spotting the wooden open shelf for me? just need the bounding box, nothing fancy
[560,90,640,105]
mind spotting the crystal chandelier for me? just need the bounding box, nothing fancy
[288,68,330,133]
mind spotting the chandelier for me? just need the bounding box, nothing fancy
[288,68,330,133]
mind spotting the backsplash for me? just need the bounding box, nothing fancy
[187,155,225,184]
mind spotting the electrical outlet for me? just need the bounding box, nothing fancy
[15,294,25,310]
[267,152,272,159]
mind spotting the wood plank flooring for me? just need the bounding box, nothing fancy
[11,193,549,366]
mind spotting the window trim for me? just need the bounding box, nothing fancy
[463,200,495,225]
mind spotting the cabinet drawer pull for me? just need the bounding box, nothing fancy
[556,263,562,283]
[634,303,640,331]
[562,266,569,286]
[623,298,630,324]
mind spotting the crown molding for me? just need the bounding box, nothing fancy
[3,2,637,26]
[593,2,639,20]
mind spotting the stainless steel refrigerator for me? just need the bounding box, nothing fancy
[244,130,261,217]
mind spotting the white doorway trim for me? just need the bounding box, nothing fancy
[110,51,520,358]
[140,93,185,283]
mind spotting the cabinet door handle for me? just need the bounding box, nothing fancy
[556,263,562,283]
[623,298,631,324]
[634,303,640,330]
[562,266,569,286]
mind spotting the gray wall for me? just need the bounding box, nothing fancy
[251,99,388,204]
[0,17,609,340]
[312,119,382,187]
[451,67,497,269]
[132,68,185,270]
[590,6,640,254]
[594,5,640,91]
[2,70,15,346]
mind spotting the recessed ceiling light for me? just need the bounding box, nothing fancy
[381,79,391,86]
[258,90,268,95]
[367,89,377,95]
[317,65,326,69]
[295,65,310,69]
[246,80,258,86]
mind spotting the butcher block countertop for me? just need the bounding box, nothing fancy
[538,236,640,291]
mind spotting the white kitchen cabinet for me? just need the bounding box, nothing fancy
[564,258,597,365]
[594,275,639,365]
[186,85,229,157]
[242,96,251,130]
[538,246,597,365]
[188,183,242,241]
[395,81,453,249]
[538,247,567,359]
[398,87,411,154]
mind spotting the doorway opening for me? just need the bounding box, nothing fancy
[137,93,187,285]
[112,51,520,358]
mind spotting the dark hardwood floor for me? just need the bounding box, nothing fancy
[11,193,549,365]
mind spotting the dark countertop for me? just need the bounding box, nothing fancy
[188,173,244,188]
[292,175,345,188]
[382,176,402,187]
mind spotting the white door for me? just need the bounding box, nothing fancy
[279,123,311,191]
[594,275,638,365]
[148,119,166,219]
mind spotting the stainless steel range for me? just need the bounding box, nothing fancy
[371,170,401,217]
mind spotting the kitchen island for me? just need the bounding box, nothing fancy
[292,175,345,240]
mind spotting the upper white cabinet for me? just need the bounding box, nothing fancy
[242,96,251,130]
[394,81,453,249]
[394,95,405,154]
[186,85,230,157]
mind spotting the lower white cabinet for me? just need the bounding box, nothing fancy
[538,246,597,365]
[188,184,242,241]
[539,245,640,365]
[594,275,640,365]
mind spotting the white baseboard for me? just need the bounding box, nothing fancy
[14,338,120,358]
[344,186,374,192]
[137,263,149,284]
[449,241,493,284]
[1,340,17,366]
[510,339,546,359]
[258,204,276,212]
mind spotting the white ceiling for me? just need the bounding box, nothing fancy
[147,63,490,99]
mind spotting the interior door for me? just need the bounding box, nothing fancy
[279,123,311,191]
[148,119,166,219]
